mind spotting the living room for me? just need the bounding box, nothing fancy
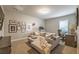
[0,5,79,54]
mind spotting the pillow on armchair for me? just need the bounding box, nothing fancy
[45,33,57,44]
[40,32,46,37]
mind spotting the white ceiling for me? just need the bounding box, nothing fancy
[3,5,77,19]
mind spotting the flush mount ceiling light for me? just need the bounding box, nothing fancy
[37,8,50,15]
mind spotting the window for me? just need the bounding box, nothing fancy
[59,20,68,34]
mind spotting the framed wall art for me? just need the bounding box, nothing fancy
[21,24,26,33]
[9,20,16,24]
[0,17,4,30]
[26,24,32,32]
[8,24,17,33]
[17,21,21,30]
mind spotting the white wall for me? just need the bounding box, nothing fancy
[45,14,76,35]
[3,9,45,40]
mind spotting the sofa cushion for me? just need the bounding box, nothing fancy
[40,32,46,37]
[35,32,40,36]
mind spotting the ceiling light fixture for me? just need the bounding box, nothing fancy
[37,8,50,15]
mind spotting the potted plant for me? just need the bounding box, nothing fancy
[39,26,44,32]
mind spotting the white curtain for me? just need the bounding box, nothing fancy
[77,26,79,53]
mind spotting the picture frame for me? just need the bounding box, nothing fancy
[17,22,21,30]
[21,24,26,33]
[0,17,4,30]
[26,24,32,32]
[9,20,16,24]
[8,24,17,33]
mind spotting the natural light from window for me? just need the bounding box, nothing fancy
[59,20,68,34]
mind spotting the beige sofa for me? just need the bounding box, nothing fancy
[27,32,60,54]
